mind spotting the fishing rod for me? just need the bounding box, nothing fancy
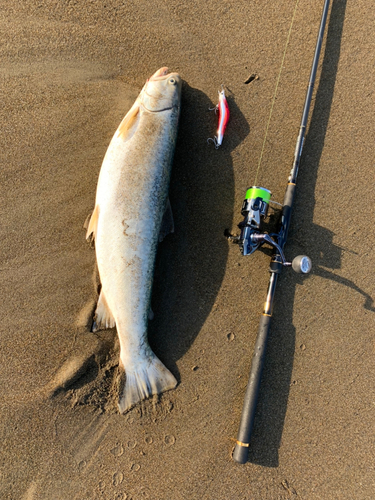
[227,0,331,464]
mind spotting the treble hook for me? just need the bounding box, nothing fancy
[207,137,219,149]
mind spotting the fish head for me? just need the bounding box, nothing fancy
[141,67,182,112]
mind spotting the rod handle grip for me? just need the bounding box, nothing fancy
[233,313,272,463]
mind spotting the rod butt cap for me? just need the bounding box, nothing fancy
[232,442,249,464]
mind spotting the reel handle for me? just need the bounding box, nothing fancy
[252,234,312,274]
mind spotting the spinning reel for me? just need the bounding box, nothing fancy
[227,186,312,274]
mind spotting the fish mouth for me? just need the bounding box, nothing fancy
[149,67,170,81]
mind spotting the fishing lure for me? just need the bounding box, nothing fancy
[208,86,230,148]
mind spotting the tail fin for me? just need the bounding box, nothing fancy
[118,354,177,414]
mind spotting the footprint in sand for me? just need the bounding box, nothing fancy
[127,439,137,449]
[164,434,176,446]
[139,486,151,498]
[112,471,124,487]
[114,494,127,500]
[125,415,134,424]
[97,480,106,492]
[78,459,86,471]
[110,443,124,457]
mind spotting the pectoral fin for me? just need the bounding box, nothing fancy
[117,101,140,141]
[159,198,174,242]
[85,205,99,244]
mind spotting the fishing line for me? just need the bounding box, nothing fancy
[254,0,300,185]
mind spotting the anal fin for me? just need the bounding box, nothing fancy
[93,290,116,332]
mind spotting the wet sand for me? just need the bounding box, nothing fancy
[1,0,374,498]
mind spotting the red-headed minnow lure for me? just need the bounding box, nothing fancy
[208,86,230,148]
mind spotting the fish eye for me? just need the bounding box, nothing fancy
[168,78,176,85]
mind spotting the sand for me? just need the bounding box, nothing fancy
[1,0,374,498]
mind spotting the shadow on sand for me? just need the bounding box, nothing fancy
[150,81,249,379]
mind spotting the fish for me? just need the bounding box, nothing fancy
[86,67,182,413]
